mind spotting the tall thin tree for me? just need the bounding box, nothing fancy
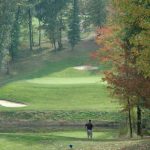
[68,0,80,50]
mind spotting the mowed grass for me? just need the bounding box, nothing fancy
[0,39,121,123]
[0,33,149,150]
[0,131,149,150]
[0,78,118,111]
[0,39,117,111]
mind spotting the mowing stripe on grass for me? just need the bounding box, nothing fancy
[25,77,107,85]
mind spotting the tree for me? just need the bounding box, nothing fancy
[78,0,91,33]
[68,0,80,50]
[0,0,17,74]
[20,0,39,51]
[36,0,68,51]
[27,0,38,50]
[88,0,107,27]
[35,0,43,47]
[96,0,150,137]
[112,0,150,136]
[10,5,21,60]
[28,5,33,50]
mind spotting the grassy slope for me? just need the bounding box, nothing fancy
[0,39,123,122]
[0,82,118,111]
[0,37,149,150]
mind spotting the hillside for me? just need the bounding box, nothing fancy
[0,38,124,127]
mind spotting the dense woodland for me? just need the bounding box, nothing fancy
[0,0,107,74]
[0,0,150,139]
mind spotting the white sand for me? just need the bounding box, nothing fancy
[73,65,98,71]
[0,100,27,108]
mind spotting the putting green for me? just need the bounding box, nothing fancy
[26,77,107,85]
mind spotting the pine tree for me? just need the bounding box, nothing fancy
[68,0,80,50]
[0,0,17,74]
[10,6,21,60]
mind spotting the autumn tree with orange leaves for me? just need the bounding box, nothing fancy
[95,0,150,138]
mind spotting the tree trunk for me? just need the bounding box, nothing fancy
[127,98,133,138]
[58,29,62,50]
[53,39,57,52]
[6,61,10,75]
[28,8,33,51]
[38,19,41,47]
[32,23,34,46]
[58,14,63,50]
[58,34,62,50]
[137,104,142,136]
[10,6,20,61]
[71,46,74,51]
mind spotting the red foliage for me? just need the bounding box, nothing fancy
[95,24,150,109]
[90,51,99,59]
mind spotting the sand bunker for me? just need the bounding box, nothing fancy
[73,65,98,71]
[0,100,27,108]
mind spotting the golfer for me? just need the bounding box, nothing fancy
[85,120,93,139]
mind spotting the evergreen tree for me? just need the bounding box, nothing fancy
[35,0,43,47]
[0,0,17,74]
[10,6,21,60]
[68,0,80,50]
[27,0,38,50]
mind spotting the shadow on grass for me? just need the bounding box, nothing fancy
[1,131,150,148]
[0,132,121,144]
[0,40,100,86]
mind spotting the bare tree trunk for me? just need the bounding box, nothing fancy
[127,98,133,138]
[6,61,10,75]
[10,6,20,61]
[53,39,57,52]
[32,26,34,46]
[58,29,62,50]
[28,8,33,51]
[58,13,63,50]
[38,19,41,47]
[137,104,142,136]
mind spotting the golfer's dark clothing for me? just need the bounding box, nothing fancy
[85,123,93,130]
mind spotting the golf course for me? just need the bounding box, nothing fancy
[0,0,150,149]
[0,38,149,149]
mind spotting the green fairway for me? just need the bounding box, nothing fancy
[0,78,116,111]
[0,131,149,150]
[0,40,121,123]
[0,40,117,111]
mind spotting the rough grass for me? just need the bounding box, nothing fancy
[0,110,124,122]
